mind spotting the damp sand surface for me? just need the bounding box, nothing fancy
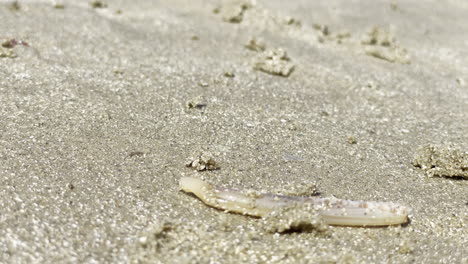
[0,0,467,263]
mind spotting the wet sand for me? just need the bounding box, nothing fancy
[1,0,467,263]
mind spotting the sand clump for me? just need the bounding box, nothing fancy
[412,144,468,179]
[90,0,107,9]
[214,0,253,23]
[245,37,295,77]
[245,37,266,52]
[186,152,219,171]
[253,48,295,77]
[361,26,410,64]
[313,24,351,44]
[0,47,16,58]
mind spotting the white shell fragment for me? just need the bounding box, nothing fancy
[180,177,410,227]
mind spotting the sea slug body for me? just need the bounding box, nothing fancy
[180,177,410,227]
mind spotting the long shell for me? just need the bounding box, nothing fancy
[180,177,410,227]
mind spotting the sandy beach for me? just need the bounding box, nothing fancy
[1,0,467,263]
